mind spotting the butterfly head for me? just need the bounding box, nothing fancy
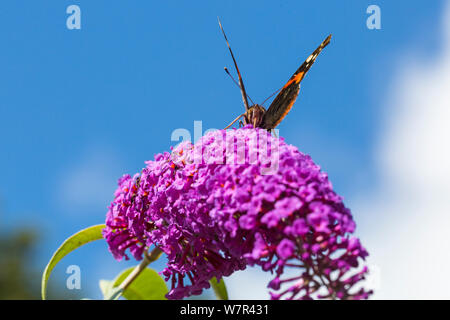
[244,104,266,128]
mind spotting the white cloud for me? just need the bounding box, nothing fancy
[355,3,450,299]
[57,146,123,214]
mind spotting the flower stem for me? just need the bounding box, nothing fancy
[118,246,163,292]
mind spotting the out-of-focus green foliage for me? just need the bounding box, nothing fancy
[0,225,80,299]
[0,228,40,299]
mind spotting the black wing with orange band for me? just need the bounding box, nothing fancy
[261,34,332,130]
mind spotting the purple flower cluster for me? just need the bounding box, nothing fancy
[103,126,372,299]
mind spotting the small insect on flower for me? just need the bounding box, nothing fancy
[218,18,331,131]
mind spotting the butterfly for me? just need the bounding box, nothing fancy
[219,18,331,130]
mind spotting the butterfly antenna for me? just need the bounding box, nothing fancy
[260,86,283,106]
[218,17,250,111]
[224,67,256,105]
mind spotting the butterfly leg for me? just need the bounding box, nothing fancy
[224,113,245,129]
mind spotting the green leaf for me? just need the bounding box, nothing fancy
[99,279,113,296]
[210,277,228,300]
[99,279,123,300]
[109,267,168,300]
[41,224,106,300]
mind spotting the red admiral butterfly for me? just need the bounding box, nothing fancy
[219,19,331,130]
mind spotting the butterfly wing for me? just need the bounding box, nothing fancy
[261,34,332,130]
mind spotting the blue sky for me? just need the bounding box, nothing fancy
[0,1,448,299]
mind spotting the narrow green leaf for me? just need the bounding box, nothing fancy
[99,279,114,297]
[111,267,168,300]
[41,224,106,300]
[99,279,123,300]
[210,277,228,300]
[104,286,124,300]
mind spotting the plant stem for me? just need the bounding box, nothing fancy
[118,246,163,292]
